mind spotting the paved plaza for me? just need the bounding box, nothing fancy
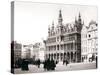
[14,62,97,74]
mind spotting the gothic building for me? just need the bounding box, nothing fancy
[45,10,83,63]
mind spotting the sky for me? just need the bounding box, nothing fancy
[14,1,97,44]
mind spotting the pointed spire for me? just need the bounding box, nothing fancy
[78,12,82,24]
[58,9,63,25]
[52,21,54,30]
[59,10,62,18]
[48,25,50,33]
[79,12,81,18]
[78,12,81,19]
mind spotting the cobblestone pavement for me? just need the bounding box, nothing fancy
[14,62,96,74]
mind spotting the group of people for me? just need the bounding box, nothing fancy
[15,58,69,71]
[63,59,69,66]
[21,59,29,70]
[43,58,56,71]
[20,58,56,71]
[21,59,41,71]
[35,59,41,68]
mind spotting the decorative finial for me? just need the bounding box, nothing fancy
[52,21,54,26]
[79,12,81,18]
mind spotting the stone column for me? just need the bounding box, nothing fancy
[76,52,77,62]
[70,52,71,63]
[73,52,75,62]
[56,45,57,51]
[59,44,61,50]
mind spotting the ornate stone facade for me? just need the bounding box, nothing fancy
[45,10,83,63]
[81,20,98,62]
[87,21,98,61]
[81,25,88,62]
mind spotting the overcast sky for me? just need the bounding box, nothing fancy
[14,1,97,44]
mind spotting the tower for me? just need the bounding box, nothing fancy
[78,12,82,25]
[58,10,63,26]
[58,10,63,34]
[52,21,54,31]
[77,12,82,31]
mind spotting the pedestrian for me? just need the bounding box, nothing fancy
[44,59,47,71]
[96,56,97,68]
[21,59,29,71]
[63,59,65,65]
[46,58,50,71]
[21,59,25,70]
[66,60,68,66]
[55,60,58,64]
[50,58,56,70]
[37,59,40,68]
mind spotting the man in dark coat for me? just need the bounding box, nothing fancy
[44,59,47,71]
[65,59,69,66]
[37,59,40,68]
[21,59,29,71]
[50,58,56,70]
[46,58,51,71]
[96,56,98,68]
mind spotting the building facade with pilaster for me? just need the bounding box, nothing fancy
[81,20,98,62]
[87,21,98,62]
[81,24,88,62]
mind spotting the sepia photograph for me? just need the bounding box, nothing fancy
[11,1,98,74]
